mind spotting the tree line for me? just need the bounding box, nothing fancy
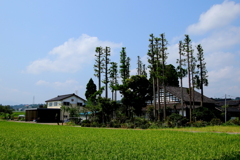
[82,34,208,125]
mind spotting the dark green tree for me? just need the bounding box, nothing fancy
[85,78,97,101]
[116,75,152,117]
[196,44,208,107]
[165,64,179,87]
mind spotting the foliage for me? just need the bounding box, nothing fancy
[0,105,14,119]
[164,64,179,87]
[116,75,152,117]
[192,107,216,121]
[210,118,222,126]
[119,47,130,84]
[168,113,188,127]
[94,47,104,91]
[190,120,208,127]
[223,118,240,126]
[109,62,118,100]
[102,46,111,98]
[85,78,97,101]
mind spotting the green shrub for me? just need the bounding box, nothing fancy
[223,118,240,126]
[168,113,188,127]
[210,118,222,126]
[91,122,100,127]
[81,120,91,127]
[149,122,162,129]
[192,120,208,127]
[65,121,76,126]
[133,117,150,129]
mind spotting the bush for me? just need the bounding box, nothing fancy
[149,122,162,129]
[81,120,91,127]
[133,117,150,129]
[109,120,121,128]
[187,120,208,127]
[210,118,222,126]
[91,122,100,127]
[223,118,240,126]
[65,121,76,126]
[168,113,188,127]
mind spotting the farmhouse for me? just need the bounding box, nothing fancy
[45,93,87,121]
[147,86,216,117]
[215,99,240,120]
[25,93,86,123]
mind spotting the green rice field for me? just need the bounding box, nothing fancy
[0,121,240,160]
[164,125,240,133]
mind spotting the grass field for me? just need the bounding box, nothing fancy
[164,126,240,133]
[1,121,240,160]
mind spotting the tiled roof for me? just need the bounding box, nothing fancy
[45,93,86,102]
[164,86,216,104]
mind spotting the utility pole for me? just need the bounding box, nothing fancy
[225,94,227,123]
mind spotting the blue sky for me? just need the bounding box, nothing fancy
[1,0,240,105]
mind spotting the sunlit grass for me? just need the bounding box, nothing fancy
[163,125,240,133]
[1,121,240,159]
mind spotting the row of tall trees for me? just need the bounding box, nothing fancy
[84,33,208,123]
[177,35,208,122]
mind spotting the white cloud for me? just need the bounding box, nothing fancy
[205,51,236,70]
[187,1,240,35]
[199,26,240,52]
[26,34,122,74]
[36,79,82,90]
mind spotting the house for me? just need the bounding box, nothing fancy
[45,93,87,121]
[147,86,216,117]
[215,99,240,120]
[25,93,86,123]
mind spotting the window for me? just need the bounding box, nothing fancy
[63,102,70,106]
[54,102,58,106]
[49,102,52,106]
[77,103,83,106]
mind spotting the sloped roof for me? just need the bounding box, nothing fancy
[163,86,215,104]
[215,100,240,107]
[45,93,86,102]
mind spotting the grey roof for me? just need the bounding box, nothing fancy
[215,100,240,107]
[163,86,216,104]
[45,93,86,102]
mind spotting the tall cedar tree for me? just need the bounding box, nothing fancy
[119,47,130,84]
[137,56,142,75]
[190,48,197,110]
[102,47,111,98]
[85,78,97,102]
[196,44,208,107]
[137,56,147,77]
[176,41,187,116]
[94,47,104,92]
[160,33,168,121]
[147,34,157,120]
[183,35,193,122]
[154,37,161,121]
[109,62,118,101]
